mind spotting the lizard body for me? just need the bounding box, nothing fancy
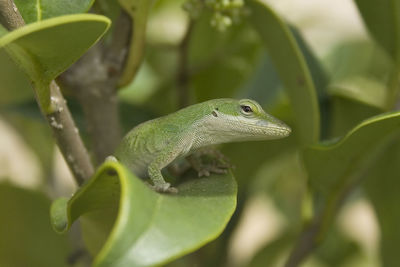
[115,98,291,192]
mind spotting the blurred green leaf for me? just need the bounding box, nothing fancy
[304,112,400,200]
[315,227,360,267]
[330,76,387,109]
[3,113,54,177]
[330,96,381,138]
[237,53,281,105]
[248,0,320,146]
[354,0,400,66]
[14,0,94,24]
[0,24,7,37]
[95,0,122,23]
[248,234,293,267]
[0,183,71,267]
[251,151,307,224]
[0,14,110,111]
[325,41,393,110]
[189,15,263,101]
[364,140,400,267]
[0,47,32,105]
[325,41,392,82]
[51,161,237,267]
[118,0,154,87]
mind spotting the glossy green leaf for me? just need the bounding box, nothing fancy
[248,0,320,146]
[303,112,400,198]
[0,183,71,267]
[14,0,94,24]
[0,14,110,111]
[118,0,154,87]
[51,161,237,267]
[354,0,400,66]
[364,140,400,267]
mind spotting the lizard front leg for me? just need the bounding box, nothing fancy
[148,138,191,193]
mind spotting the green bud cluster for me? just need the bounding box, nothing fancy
[182,0,245,31]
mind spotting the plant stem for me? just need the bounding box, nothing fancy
[0,0,24,29]
[45,82,94,185]
[0,0,94,185]
[177,20,194,108]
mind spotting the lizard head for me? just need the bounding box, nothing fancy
[211,99,291,141]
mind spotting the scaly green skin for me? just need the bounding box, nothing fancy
[115,99,291,192]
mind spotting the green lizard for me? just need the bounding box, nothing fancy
[115,98,291,193]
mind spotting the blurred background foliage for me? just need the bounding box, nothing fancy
[1,0,400,266]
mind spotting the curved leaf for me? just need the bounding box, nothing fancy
[51,161,237,267]
[248,0,320,146]
[303,112,400,197]
[14,0,95,24]
[298,112,400,261]
[0,14,110,111]
[355,0,400,66]
[118,0,154,87]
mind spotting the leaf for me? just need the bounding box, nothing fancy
[0,46,32,105]
[51,161,237,267]
[296,112,400,265]
[325,41,393,110]
[118,0,154,87]
[189,16,263,101]
[248,234,293,267]
[329,76,387,109]
[364,140,400,267]
[0,24,7,37]
[248,0,320,146]
[329,96,381,138]
[303,112,400,198]
[0,183,71,267]
[354,0,400,66]
[314,227,360,267]
[0,14,110,112]
[14,0,95,24]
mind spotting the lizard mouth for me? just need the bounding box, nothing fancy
[236,121,291,139]
[263,126,291,137]
[254,120,291,137]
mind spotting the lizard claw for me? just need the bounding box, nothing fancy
[150,182,179,194]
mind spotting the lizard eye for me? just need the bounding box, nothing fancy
[241,105,253,113]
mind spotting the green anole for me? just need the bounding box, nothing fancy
[115,98,291,193]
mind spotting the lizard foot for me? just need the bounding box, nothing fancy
[197,163,229,177]
[150,182,179,194]
[188,147,234,177]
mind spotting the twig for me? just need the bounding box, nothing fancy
[177,20,194,108]
[0,0,24,29]
[46,82,94,185]
[0,0,94,185]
